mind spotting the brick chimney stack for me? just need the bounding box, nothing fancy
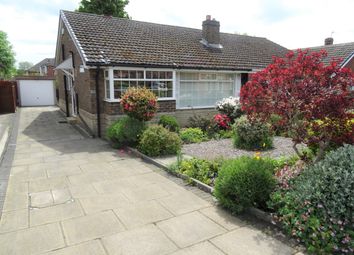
[202,15,221,47]
[324,37,334,45]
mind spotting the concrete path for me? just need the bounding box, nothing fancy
[0,107,297,255]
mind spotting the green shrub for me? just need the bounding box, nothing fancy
[158,115,180,132]
[177,158,223,186]
[180,128,207,144]
[214,156,276,214]
[138,125,182,157]
[213,130,233,140]
[233,116,273,150]
[106,117,146,148]
[269,114,288,136]
[269,145,354,254]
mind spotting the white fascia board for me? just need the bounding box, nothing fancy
[341,52,354,68]
[60,10,88,68]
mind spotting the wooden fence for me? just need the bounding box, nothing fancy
[0,81,17,113]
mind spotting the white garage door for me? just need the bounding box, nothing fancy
[19,80,55,106]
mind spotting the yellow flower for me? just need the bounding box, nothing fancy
[254,151,261,160]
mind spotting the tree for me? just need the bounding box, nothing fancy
[241,50,354,162]
[0,31,16,79]
[77,0,129,18]
[17,61,33,75]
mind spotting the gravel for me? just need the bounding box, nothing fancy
[182,137,302,160]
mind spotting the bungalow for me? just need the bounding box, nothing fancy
[304,38,354,72]
[27,58,55,76]
[55,10,288,137]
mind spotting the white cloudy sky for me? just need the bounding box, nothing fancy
[0,0,353,66]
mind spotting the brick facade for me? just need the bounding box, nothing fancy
[56,21,218,136]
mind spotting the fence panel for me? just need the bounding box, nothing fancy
[0,81,17,113]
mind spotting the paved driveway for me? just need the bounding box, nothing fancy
[0,107,296,255]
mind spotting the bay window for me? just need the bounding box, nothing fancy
[104,68,174,101]
[178,72,240,108]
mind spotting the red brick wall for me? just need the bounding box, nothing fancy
[55,21,95,115]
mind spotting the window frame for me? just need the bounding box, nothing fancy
[176,71,242,109]
[104,67,176,102]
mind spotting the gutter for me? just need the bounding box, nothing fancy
[95,65,101,138]
[85,62,253,72]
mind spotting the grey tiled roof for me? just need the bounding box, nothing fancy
[302,42,354,66]
[28,58,55,72]
[61,10,288,70]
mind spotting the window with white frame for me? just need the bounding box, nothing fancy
[178,72,236,108]
[104,69,174,100]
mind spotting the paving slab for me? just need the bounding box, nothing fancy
[61,210,125,245]
[93,178,137,194]
[30,201,84,227]
[158,191,211,216]
[157,211,226,248]
[2,193,28,212]
[79,194,130,214]
[170,241,225,255]
[199,206,246,230]
[210,227,295,255]
[114,200,173,229]
[44,240,106,255]
[122,183,170,202]
[0,222,65,255]
[29,176,69,193]
[68,184,98,198]
[0,209,28,233]
[102,224,178,255]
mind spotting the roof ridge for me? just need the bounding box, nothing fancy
[61,9,269,40]
[300,41,354,50]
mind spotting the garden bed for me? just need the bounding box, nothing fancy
[182,136,302,160]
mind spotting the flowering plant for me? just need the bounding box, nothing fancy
[274,161,304,189]
[216,96,242,120]
[241,49,354,162]
[120,87,157,121]
[213,114,231,130]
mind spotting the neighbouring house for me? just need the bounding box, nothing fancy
[304,38,354,72]
[27,58,55,76]
[55,10,288,137]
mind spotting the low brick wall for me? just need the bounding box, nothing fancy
[175,108,217,127]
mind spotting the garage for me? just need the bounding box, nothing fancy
[17,78,55,106]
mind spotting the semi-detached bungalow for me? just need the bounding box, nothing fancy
[55,10,288,137]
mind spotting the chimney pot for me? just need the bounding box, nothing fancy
[324,37,334,45]
[206,15,211,20]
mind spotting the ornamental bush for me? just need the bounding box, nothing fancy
[188,115,217,138]
[158,115,180,132]
[106,116,146,148]
[180,128,207,144]
[233,116,273,150]
[138,125,182,157]
[120,87,157,121]
[213,114,231,130]
[241,49,354,162]
[216,96,242,120]
[177,158,222,186]
[269,144,354,254]
[214,156,276,214]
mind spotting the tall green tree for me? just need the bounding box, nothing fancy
[0,31,16,79]
[77,0,129,18]
[16,61,33,76]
